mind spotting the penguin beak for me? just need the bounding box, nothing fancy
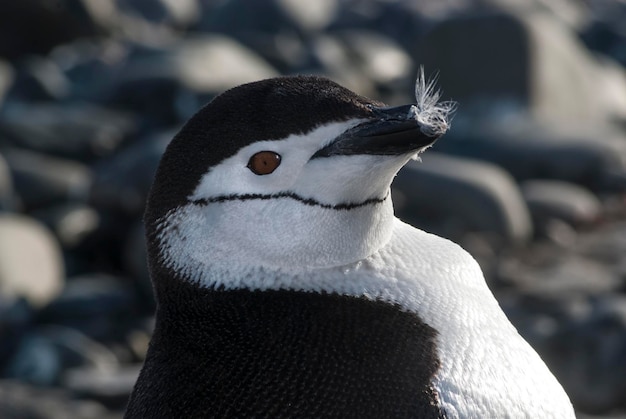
[312,104,445,158]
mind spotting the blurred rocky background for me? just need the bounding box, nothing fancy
[0,0,625,417]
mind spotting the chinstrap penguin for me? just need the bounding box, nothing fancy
[125,73,575,418]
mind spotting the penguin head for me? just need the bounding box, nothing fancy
[146,75,452,285]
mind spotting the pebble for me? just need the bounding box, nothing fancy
[418,9,626,121]
[0,153,14,210]
[393,152,533,245]
[521,180,602,228]
[0,214,64,308]
[3,148,92,210]
[0,102,136,162]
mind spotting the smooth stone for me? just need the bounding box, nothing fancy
[0,153,13,211]
[0,102,136,162]
[63,364,141,409]
[50,39,128,103]
[418,10,626,121]
[0,380,117,419]
[91,130,171,216]
[521,180,602,227]
[437,117,626,193]
[38,275,138,341]
[4,148,92,210]
[316,30,414,103]
[576,221,626,265]
[0,214,64,308]
[497,254,621,296]
[122,221,152,303]
[0,380,115,418]
[393,152,533,245]
[0,296,32,367]
[0,1,103,60]
[31,204,100,249]
[0,60,14,106]
[118,0,200,28]
[8,56,70,101]
[544,295,626,413]
[112,34,278,100]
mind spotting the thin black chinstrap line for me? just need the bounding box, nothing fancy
[190,191,388,211]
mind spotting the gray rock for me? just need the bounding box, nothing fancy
[501,292,626,413]
[393,152,532,245]
[0,153,13,211]
[38,275,138,341]
[8,57,70,101]
[31,204,100,249]
[497,254,622,296]
[62,364,141,409]
[418,10,626,122]
[521,180,602,228]
[122,221,151,302]
[547,296,626,413]
[437,117,626,193]
[0,1,104,60]
[115,34,278,94]
[4,149,92,210]
[0,60,13,106]
[0,103,136,162]
[576,221,626,265]
[0,380,118,419]
[91,131,171,216]
[0,214,64,308]
[118,0,200,28]
[317,30,414,103]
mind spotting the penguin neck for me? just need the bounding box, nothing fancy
[151,194,396,290]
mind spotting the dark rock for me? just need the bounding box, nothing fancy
[50,40,128,103]
[3,149,92,210]
[117,0,200,28]
[62,364,141,409]
[521,180,602,229]
[0,1,107,60]
[437,118,626,193]
[576,221,626,265]
[91,131,171,217]
[501,292,626,413]
[0,380,118,418]
[107,36,278,126]
[0,60,13,105]
[0,214,64,308]
[2,333,62,385]
[581,5,626,66]
[7,57,70,102]
[316,30,414,103]
[37,275,139,342]
[0,297,33,372]
[122,221,152,303]
[31,204,101,250]
[0,103,136,162]
[0,153,13,210]
[393,152,532,245]
[418,10,626,121]
[497,254,621,296]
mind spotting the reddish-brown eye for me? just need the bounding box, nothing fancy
[247,151,281,175]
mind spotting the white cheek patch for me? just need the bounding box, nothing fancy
[190,120,364,201]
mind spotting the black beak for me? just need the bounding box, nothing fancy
[312,104,445,158]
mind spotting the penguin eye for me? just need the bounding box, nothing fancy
[247,151,281,175]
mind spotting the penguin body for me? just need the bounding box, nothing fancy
[125,75,575,418]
